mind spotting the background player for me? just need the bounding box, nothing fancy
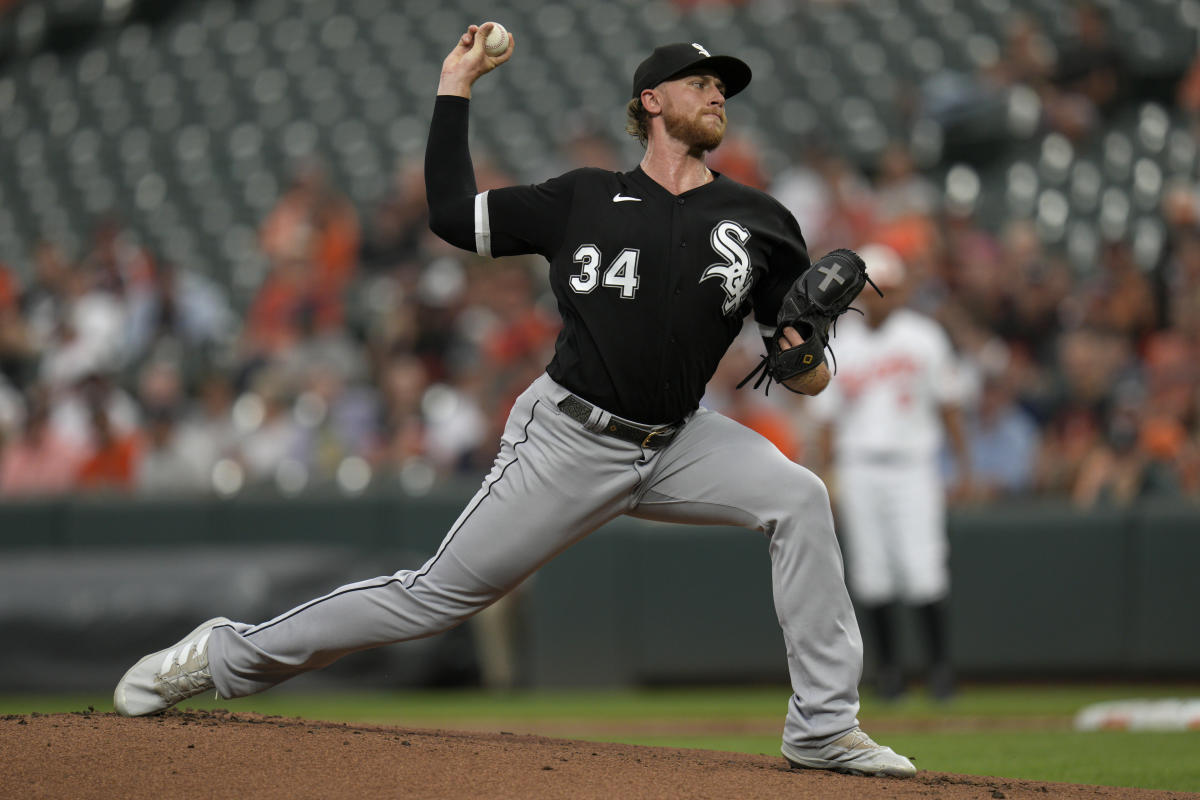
[114,25,915,778]
[809,243,971,701]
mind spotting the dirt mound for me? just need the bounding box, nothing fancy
[2,709,1189,799]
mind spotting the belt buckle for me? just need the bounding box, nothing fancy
[641,428,665,448]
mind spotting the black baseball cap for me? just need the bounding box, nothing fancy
[631,42,752,100]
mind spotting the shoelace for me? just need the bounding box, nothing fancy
[154,632,213,701]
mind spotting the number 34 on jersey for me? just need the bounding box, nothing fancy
[567,221,753,314]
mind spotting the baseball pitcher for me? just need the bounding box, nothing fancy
[114,25,915,778]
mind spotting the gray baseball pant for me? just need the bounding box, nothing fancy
[208,372,863,747]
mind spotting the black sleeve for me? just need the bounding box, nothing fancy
[751,205,810,332]
[484,172,580,257]
[424,95,477,251]
[424,95,578,258]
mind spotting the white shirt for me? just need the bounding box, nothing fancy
[808,309,965,460]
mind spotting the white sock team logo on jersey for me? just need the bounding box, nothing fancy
[702,220,753,315]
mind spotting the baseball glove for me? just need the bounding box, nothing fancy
[738,248,879,394]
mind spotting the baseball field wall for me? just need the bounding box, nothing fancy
[1,490,1198,691]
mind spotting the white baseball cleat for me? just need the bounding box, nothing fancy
[113,617,231,717]
[782,727,917,778]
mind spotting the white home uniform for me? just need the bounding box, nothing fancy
[808,309,966,605]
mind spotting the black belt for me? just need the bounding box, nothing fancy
[556,395,681,449]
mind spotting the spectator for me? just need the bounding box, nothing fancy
[1178,51,1200,121]
[21,242,76,362]
[0,370,22,444]
[173,371,239,489]
[1072,397,1182,508]
[873,141,939,224]
[704,329,802,462]
[771,140,836,240]
[235,370,304,486]
[75,400,142,493]
[0,391,85,496]
[360,162,432,274]
[374,354,432,474]
[992,14,1056,90]
[0,262,33,387]
[79,216,153,297]
[1077,240,1158,341]
[49,371,140,453]
[241,247,339,360]
[37,259,127,391]
[1053,1,1128,118]
[123,260,236,369]
[993,220,1073,369]
[291,360,379,480]
[948,369,1039,500]
[135,405,208,496]
[1161,220,1200,337]
[261,160,361,293]
[707,131,768,191]
[803,152,877,258]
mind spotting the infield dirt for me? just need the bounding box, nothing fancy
[3,709,1193,799]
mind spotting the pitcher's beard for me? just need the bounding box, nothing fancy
[663,107,725,152]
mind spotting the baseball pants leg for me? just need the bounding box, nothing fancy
[207,374,644,699]
[837,460,948,605]
[628,408,863,747]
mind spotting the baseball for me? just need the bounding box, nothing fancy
[483,22,510,57]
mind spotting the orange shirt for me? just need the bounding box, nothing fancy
[76,434,142,491]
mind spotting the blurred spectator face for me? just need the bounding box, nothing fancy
[138,361,183,410]
[305,363,346,406]
[878,143,915,184]
[23,402,50,445]
[382,357,429,414]
[1057,328,1130,403]
[198,374,233,417]
[489,264,534,320]
[1073,1,1110,47]
[1001,220,1042,265]
[33,242,71,289]
[146,411,175,450]
[1003,15,1055,85]
[1162,184,1197,229]
[1105,408,1141,458]
[979,376,1013,424]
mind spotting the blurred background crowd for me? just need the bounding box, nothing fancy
[0,0,1198,508]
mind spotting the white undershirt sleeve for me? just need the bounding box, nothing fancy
[473,190,491,257]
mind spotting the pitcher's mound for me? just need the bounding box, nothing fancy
[2,709,1187,799]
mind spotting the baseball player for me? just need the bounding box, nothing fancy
[114,26,916,778]
[808,243,970,702]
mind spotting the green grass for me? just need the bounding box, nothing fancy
[590,730,1200,793]
[5,684,1200,792]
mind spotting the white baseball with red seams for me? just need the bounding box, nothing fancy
[483,22,509,56]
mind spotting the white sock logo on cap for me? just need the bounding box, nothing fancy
[692,43,711,57]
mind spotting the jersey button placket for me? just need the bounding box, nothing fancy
[661,195,687,415]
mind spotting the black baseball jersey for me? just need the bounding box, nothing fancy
[476,166,811,424]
